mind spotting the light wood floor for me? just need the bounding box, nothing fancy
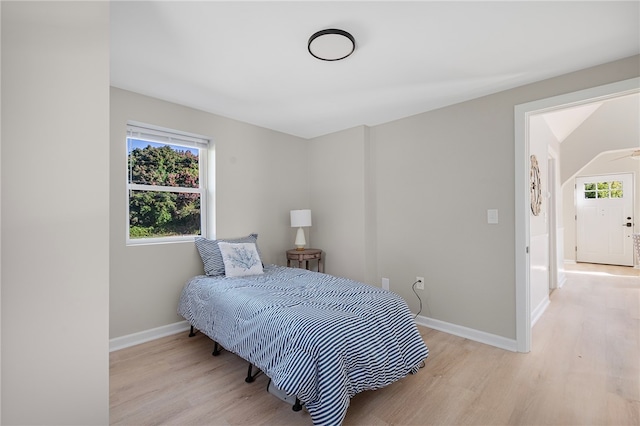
[110,263,639,425]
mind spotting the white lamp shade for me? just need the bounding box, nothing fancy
[290,209,312,228]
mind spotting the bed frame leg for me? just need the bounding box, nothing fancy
[245,363,260,383]
[188,325,196,337]
[292,398,302,412]
[212,342,221,356]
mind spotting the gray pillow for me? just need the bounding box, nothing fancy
[195,234,261,276]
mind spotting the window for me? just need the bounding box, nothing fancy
[583,180,623,199]
[126,123,209,244]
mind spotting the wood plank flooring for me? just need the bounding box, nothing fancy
[110,263,639,425]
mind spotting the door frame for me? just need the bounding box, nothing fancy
[514,77,639,353]
[548,149,559,291]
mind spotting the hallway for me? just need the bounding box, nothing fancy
[526,262,639,424]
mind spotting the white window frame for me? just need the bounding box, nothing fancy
[126,122,210,245]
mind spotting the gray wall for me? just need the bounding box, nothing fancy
[309,55,640,340]
[110,88,308,338]
[1,1,638,423]
[1,2,109,424]
[113,55,640,342]
[308,126,372,282]
[370,93,519,338]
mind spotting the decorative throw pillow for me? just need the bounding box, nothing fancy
[194,234,261,276]
[217,242,264,277]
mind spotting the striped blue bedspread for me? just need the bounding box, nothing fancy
[178,265,429,425]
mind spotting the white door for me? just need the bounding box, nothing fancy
[576,173,634,266]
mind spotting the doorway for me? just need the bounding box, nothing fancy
[575,173,635,266]
[514,77,640,353]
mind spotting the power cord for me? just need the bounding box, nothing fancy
[410,278,427,372]
[411,279,423,319]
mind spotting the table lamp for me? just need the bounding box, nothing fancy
[290,209,312,250]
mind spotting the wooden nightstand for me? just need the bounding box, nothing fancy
[286,248,324,273]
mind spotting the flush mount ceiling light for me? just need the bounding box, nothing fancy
[308,29,355,61]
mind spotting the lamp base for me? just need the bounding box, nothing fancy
[294,227,306,251]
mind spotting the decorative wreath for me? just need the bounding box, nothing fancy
[530,155,542,216]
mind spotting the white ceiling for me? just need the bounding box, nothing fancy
[542,102,603,143]
[110,1,640,139]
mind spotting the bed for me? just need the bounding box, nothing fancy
[178,236,429,425]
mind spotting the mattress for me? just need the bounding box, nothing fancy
[178,265,428,425]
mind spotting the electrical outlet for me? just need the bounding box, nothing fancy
[381,277,390,290]
[416,276,424,290]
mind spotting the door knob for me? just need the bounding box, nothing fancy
[624,222,633,227]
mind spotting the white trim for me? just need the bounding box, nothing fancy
[514,98,532,353]
[415,315,518,352]
[514,77,640,354]
[531,296,550,327]
[126,235,198,246]
[109,320,191,352]
[127,121,210,148]
[547,150,559,291]
[111,317,519,354]
[557,272,568,288]
[128,183,202,194]
[125,123,210,246]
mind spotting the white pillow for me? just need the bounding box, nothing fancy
[217,242,264,277]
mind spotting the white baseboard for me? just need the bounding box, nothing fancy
[415,315,518,352]
[112,317,519,354]
[557,272,568,288]
[531,296,550,327]
[110,320,191,352]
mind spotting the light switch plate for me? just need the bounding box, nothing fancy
[381,277,389,290]
[488,209,499,224]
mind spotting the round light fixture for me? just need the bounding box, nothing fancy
[308,29,355,61]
